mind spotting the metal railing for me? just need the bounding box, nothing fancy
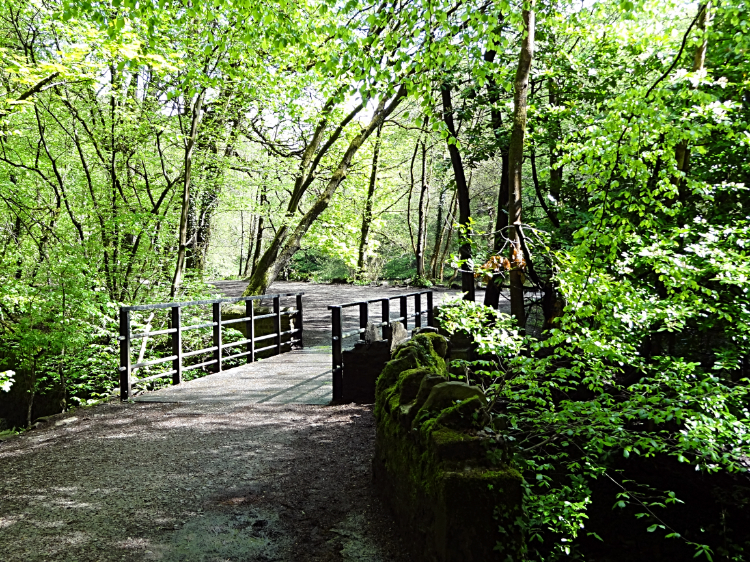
[118,293,303,400]
[328,290,433,401]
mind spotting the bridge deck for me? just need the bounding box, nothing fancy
[134,347,332,405]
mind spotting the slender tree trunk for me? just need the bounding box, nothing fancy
[530,148,558,227]
[415,134,430,278]
[483,43,510,308]
[429,185,448,278]
[441,83,474,301]
[238,211,244,277]
[675,2,710,195]
[243,214,256,277]
[507,2,535,326]
[171,90,204,298]
[358,122,383,276]
[548,79,563,209]
[406,122,425,257]
[439,190,458,281]
[250,190,267,276]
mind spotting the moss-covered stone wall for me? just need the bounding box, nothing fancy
[372,332,525,561]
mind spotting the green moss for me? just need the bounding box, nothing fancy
[414,331,449,358]
[434,394,490,431]
[398,367,433,404]
[373,330,525,558]
[431,425,471,445]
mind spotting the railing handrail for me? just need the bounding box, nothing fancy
[330,290,434,402]
[119,292,304,400]
[326,290,432,311]
[122,292,302,312]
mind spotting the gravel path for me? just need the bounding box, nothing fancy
[0,401,408,561]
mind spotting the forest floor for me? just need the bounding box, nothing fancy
[0,281,495,561]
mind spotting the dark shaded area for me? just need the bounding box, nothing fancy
[341,340,391,404]
[232,405,412,562]
[575,455,750,561]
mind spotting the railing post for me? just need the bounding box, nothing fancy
[296,293,304,349]
[273,295,281,356]
[359,301,368,341]
[331,306,343,402]
[213,302,222,372]
[245,299,255,363]
[119,308,131,401]
[381,298,391,341]
[415,293,422,329]
[427,290,434,326]
[400,295,408,331]
[172,306,182,385]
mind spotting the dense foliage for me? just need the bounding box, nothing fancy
[1,0,749,558]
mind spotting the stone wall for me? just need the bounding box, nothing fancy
[373,332,525,561]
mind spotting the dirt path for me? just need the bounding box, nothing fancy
[0,401,408,561]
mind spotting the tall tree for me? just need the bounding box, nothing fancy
[441,83,475,301]
[357,122,383,276]
[507,1,536,325]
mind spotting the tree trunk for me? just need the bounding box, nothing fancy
[483,44,510,308]
[250,190,267,276]
[441,83,474,301]
[238,211,245,277]
[243,86,407,296]
[406,122,425,257]
[415,134,430,278]
[171,90,204,298]
[439,191,458,281]
[357,122,383,276]
[429,185,449,278]
[548,79,563,209]
[507,2,535,326]
[243,213,257,277]
[675,2,711,195]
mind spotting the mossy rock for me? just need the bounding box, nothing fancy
[416,381,485,420]
[435,395,491,431]
[375,332,448,420]
[414,331,448,359]
[399,367,436,404]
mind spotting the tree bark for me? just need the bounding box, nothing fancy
[357,122,383,276]
[548,79,563,209]
[415,134,430,278]
[429,184,449,278]
[250,189,267,276]
[675,2,710,195]
[171,90,205,298]
[441,83,474,301]
[507,2,535,326]
[483,45,510,308]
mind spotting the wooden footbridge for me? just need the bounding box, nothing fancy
[118,288,437,405]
